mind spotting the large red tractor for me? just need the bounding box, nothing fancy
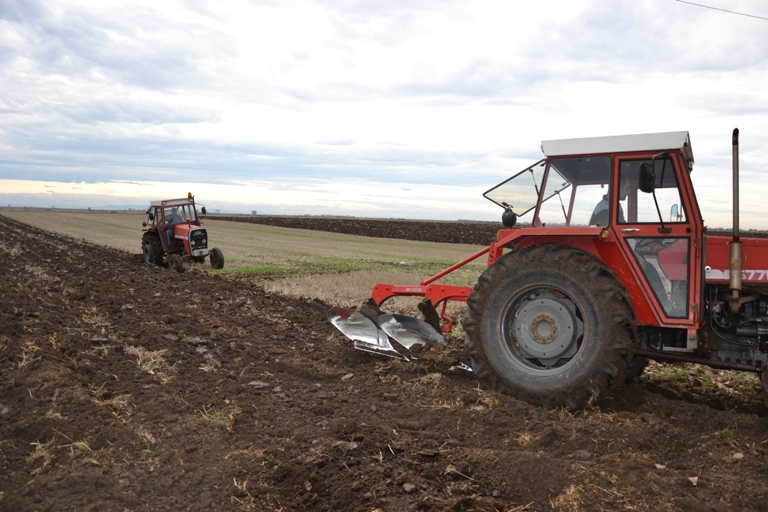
[141,193,224,272]
[317,129,768,410]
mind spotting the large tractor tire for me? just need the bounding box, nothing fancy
[209,247,224,270]
[463,244,636,410]
[168,253,186,273]
[142,232,163,267]
[625,356,650,384]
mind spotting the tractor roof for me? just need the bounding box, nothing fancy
[150,197,195,207]
[541,131,693,166]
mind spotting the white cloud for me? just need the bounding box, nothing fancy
[0,0,767,227]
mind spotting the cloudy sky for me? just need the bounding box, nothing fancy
[1,0,767,226]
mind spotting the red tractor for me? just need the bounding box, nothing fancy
[318,129,768,410]
[141,193,224,272]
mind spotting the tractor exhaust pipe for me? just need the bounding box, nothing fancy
[730,128,742,313]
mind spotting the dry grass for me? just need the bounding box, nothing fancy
[45,406,64,420]
[27,438,57,475]
[1,211,485,267]
[552,484,585,512]
[123,345,177,383]
[1,211,487,310]
[1,211,142,253]
[200,404,242,432]
[0,241,22,256]
[137,427,156,445]
[17,342,41,369]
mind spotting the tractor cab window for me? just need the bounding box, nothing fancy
[164,205,195,224]
[164,207,183,224]
[484,160,547,217]
[147,209,159,227]
[536,156,612,227]
[618,158,687,224]
[179,204,196,222]
[626,237,689,318]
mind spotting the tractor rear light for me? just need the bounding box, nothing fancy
[599,228,610,241]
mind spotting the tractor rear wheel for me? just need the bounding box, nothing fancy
[625,356,650,384]
[463,244,636,410]
[142,232,163,267]
[209,247,224,269]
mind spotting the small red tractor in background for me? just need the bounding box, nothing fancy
[317,128,768,410]
[141,193,224,272]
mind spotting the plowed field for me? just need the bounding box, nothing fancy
[2,213,768,512]
[211,216,503,246]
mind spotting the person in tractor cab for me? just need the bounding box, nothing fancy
[166,207,183,224]
[165,207,183,249]
[589,175,631,226]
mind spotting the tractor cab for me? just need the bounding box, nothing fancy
[141,193,224,272]
[484,131,704,332]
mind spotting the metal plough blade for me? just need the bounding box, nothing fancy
[376,314,444,349]
[325,307,406,360]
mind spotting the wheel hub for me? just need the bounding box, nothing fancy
[529,313,558,343]
[513,292,583,365]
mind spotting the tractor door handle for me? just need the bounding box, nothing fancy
[621,228,641,233]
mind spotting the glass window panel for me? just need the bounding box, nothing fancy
[619,158,687,224]
[627,237,689,318]
[484,160,546,216]
[538,156,611,227]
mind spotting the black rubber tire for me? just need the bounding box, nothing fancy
[142,232,163,267]
[168,253,185,273]
[625,356,650,384]
[209,247,224,270]
[463,244,636,410]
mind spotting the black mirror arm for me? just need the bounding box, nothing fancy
[650,152,672,233]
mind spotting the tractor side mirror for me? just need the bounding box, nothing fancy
[670,204,683,222]
[639,163,655,194]
[148,212,154,222]
[201,206,207,215]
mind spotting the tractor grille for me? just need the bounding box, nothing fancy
[189,229,208,250]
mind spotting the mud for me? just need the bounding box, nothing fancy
[2,213,768,512]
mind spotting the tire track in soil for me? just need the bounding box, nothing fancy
[2,213,768,511]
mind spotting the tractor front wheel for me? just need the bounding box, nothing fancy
[168,253,186,273]
[463,244,636,410]
[142,232,163,267]
[209,247,224,269]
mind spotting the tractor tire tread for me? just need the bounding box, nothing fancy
[463,244,637,410]
[142,232,164,267]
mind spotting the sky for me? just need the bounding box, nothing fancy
[1,0,767,227]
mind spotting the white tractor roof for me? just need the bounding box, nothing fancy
[150,197,195,207]
[541,131,693,165]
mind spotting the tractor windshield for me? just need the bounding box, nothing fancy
[484,156,612,227]
[484,160,547,216]
[164,204,197,224]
